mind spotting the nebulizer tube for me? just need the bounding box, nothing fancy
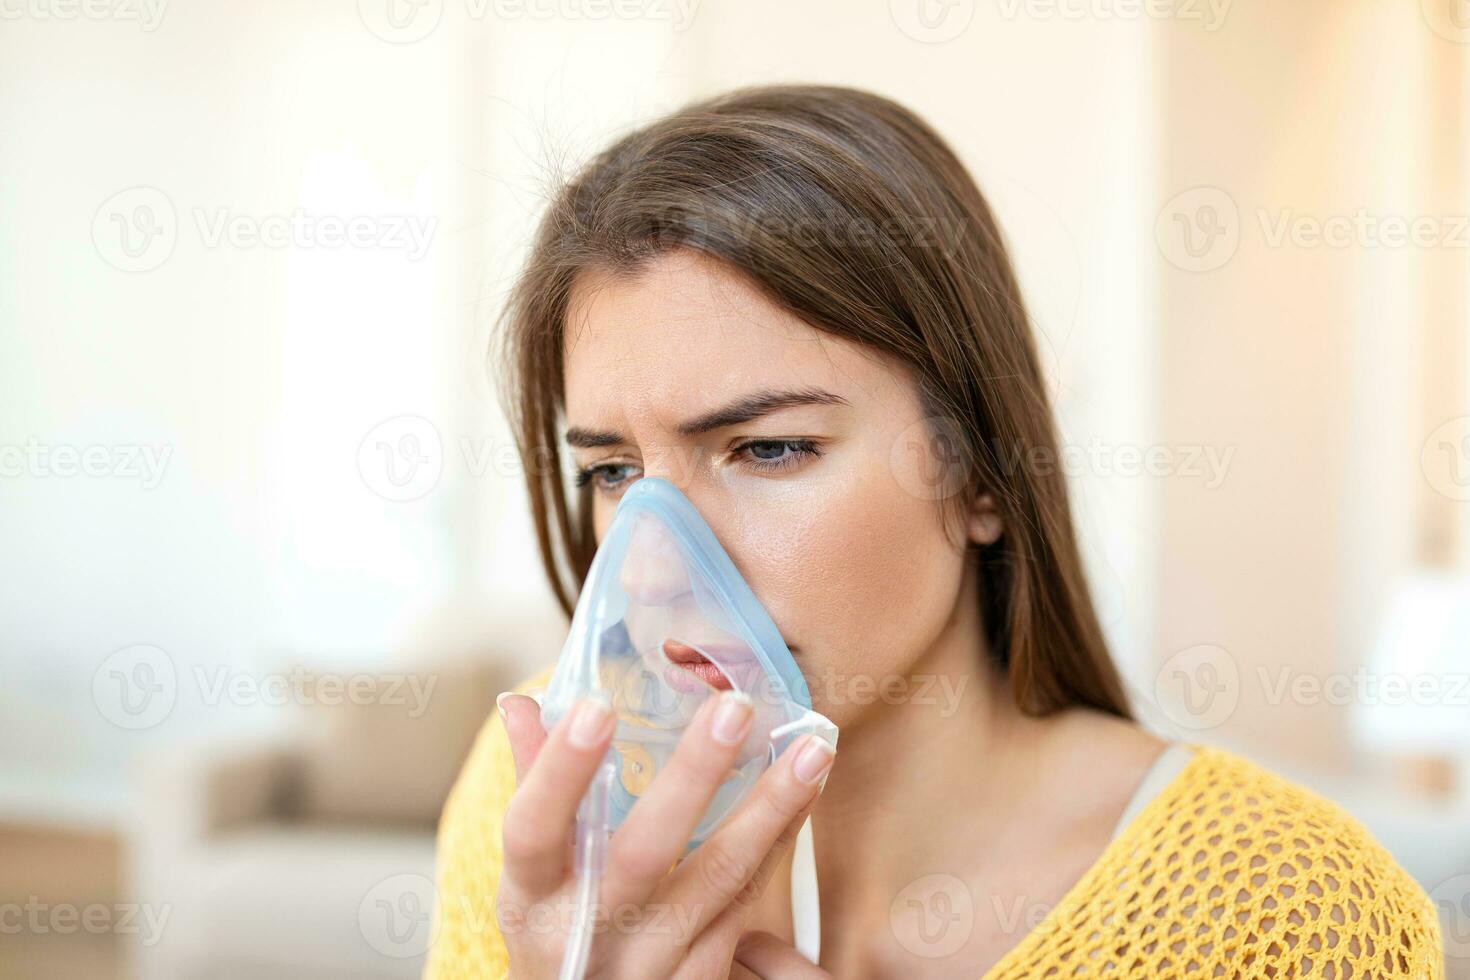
[559,759,615,980]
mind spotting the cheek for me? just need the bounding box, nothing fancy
[724,459,967,711]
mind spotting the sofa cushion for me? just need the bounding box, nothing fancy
[183,825,437,980]
[294,660,501,828]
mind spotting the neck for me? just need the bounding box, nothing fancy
[801,559,1054,971]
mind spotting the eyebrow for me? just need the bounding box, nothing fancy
[564,387,849,449]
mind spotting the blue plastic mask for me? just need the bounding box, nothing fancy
[539,476,838,855]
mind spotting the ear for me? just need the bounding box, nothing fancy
[966,491,1004,546]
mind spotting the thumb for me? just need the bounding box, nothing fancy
[498,692,547,785]
[732,930,831,979]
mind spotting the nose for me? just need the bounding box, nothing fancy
[618,510,693,607]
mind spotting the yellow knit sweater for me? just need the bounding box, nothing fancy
[425,668,1444,979]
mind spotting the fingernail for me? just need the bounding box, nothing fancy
[568,693,614,749]
[496,692,512,725]
[710,690,755,745]
[792,735,836,786]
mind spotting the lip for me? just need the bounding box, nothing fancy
[661,639,736,692]
[664,638,754,664]
[665,660,733,692]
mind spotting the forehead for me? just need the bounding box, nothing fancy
[562,251,895,429]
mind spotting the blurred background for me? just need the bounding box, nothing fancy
[2,0,1469,976]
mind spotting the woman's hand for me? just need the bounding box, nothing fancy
[495,689,836,979]
[730,931,834,979]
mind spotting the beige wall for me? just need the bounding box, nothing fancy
[1156,1,1469,769]
[4,0,1466,815]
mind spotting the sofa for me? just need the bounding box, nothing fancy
[125,653,525,980]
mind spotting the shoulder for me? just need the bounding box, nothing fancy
[424,665,555,980]
[438,664,555,842]
[446,664,556,817]
[1118,745,1443,979]
[1045,707,1172,824]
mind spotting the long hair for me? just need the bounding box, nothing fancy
[495,85,1130,718]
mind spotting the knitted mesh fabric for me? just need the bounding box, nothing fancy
[425,669,1443,980]
[983,746,1443,979]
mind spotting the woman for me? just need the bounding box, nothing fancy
[426,86,1442,978]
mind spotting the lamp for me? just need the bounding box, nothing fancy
[1355,570,1470,800]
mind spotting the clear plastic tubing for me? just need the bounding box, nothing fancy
[558,760,615,980]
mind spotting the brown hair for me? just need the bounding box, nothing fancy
[496,84,1130,719]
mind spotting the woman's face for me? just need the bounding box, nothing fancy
[562,249,988,728]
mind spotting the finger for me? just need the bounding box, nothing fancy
[676,801,816,978]
[733,930,831,979]
[726,799,816,920]
[655,733,834,937]
[501,693,617,896]
[599,690,758,910]
[596,690,758,910]
[500,693,549,785]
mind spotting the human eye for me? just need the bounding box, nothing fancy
[573,460,642,494]
[731,438,822,474]
[573,439,821,497]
